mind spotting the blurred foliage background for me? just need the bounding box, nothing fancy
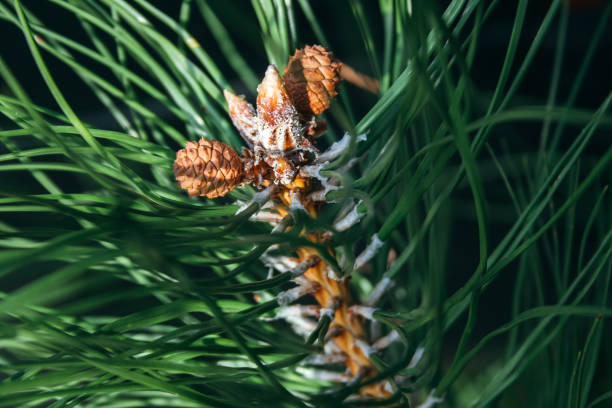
[0,0,611,407]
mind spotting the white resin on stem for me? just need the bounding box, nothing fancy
[249,211,284,224]
[349,305,377,320]
[289,190,306,212]
[261,254,299,273]
[277,281,316,306]
[262,304,320,321]
[236,186,272,214]
[355,338,376,358]
[366,276,394,306]
[408,347,425,369]
[284,315,317,338]
[300,163,339,202]
[334,200,365,231]
[302,353,347,366]
[315,132,366,163]
[372,330,401,351]
[319,307,336,320]
[324,263,343,281]
[291,257,319,278]
[416,390,443,408]
[296,367,352,383]
[354,234,383,270]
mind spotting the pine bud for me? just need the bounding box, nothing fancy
[174,138,244,198]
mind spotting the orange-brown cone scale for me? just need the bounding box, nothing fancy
[174,138,245,198]
[284,44,342,117]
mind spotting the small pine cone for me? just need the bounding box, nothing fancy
[174,138,244,198]
[283,45,342,116]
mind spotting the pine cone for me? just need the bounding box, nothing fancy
[174,138,244,198]
[283,45,342,116]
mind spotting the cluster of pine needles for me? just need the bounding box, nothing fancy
[0,1,611,407]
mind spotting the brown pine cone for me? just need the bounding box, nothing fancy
[174,138,244,198]
[283,45,342,117]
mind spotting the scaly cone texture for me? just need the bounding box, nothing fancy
[283,44,342,117]
[173,138,244,198]
[175,46,393,402]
